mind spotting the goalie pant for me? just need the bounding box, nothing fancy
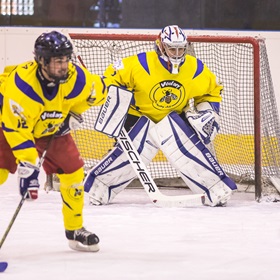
[84,112,237,206]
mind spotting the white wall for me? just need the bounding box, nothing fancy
[1,27,280,113]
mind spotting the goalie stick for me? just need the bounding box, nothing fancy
[0,132,56,272]
[66,33,205,207]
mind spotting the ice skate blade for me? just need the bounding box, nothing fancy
[68,240,100,252]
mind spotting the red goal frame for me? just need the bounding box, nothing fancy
[69,33,262,200]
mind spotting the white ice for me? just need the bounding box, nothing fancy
[1,173,280,280]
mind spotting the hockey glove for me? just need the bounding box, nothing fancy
[57,111,83,136]
[185,102,220,145]
[18,162,40,200]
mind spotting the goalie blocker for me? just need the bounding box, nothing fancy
[94,85,132,137]
[85,111,237,206]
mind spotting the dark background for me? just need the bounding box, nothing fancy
[0,0,280,30]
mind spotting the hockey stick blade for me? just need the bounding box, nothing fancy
[0,262,8,272]
[118,129,205,207]
[152,193,205,208]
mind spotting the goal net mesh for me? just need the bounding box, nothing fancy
[69,33,280,198]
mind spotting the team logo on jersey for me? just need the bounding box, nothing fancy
[150,80,185,109]
[9,100,26,120]
[41,122,62,134]
[41,111,63,121]
[159,90,178,104]
[40,111,63,134]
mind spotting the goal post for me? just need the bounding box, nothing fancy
[69,32,280,201]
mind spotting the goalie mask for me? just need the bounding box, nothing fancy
[156,25,188,74]
[34,31,73,84]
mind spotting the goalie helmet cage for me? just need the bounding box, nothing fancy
[69,32,280,201]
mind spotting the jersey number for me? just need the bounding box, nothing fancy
[17,119,28,129]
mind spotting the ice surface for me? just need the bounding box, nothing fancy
[1,173,280,280]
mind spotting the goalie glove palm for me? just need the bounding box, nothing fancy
[186,102,220,145]
[18,162,40,200]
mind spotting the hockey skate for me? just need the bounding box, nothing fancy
[65,227,100,252]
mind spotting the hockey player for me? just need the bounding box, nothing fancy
[0,31,106,252]
[84,25,237,207]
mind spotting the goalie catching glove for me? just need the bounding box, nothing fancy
[18,161,40,200]
[56,111,83,136]
[185,102,220,144]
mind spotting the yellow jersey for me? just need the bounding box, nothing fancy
[1,60,106,164]
[104,51,223,122]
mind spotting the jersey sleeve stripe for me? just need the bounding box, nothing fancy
[11,140,35,151]
[65,65,86,100]
[15,73,44,105]
[2,122,16,132]
[137,53,150,75]
[192,59,204,79]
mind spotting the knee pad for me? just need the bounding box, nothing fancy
[59,167,84,229]
[58,169,84,231]
[150,112,237,206]
[84,116,159,205]
[58,167,84,187]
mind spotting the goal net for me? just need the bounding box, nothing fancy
[69,32,280,201]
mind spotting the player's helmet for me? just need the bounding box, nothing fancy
[34,31,73,63]
[156,25,188,74]
[34,31,74,84]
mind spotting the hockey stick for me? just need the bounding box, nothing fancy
[66,33,205,207]
[0,133,55,253]
[0,111,59,272]
[0,133,56,272]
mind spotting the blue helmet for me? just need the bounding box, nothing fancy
[34,31,73,64]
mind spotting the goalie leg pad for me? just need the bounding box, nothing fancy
[84,116,159,205]
[150,112,237,206]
